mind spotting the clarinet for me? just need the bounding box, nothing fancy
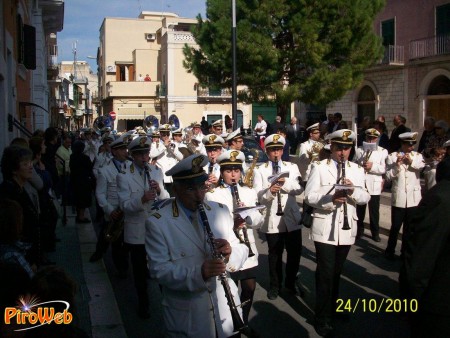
[272,157,284,216]
[144,164,158,203]
[230,180,255,257]
[340,154,350,230]
[197,203,247,333]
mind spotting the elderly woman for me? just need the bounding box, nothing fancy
[70,140,94,223]
[427,120,449,151]
[0,146,40,264]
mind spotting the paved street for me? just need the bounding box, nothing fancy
[85,195,410,338]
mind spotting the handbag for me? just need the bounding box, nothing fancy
[300,200,314,228]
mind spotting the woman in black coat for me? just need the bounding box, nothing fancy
[70,141,94,223]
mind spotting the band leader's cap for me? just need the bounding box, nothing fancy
[306,123,320,132]
[365,128,380,138]
[264,134,286,149]
[225,129,242,142]
[217,150,245,169]
[202,134,225,148]
[110,134,129,149]
[399,132,418,145]
[127,136,151,153]
[166,154,209,184]
[325,129,355,145]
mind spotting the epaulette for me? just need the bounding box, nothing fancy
[265,162,269,168]
[130,163,135,173]
[151,198,174,211]
[218,203,223,208]
[203,202,212,210]
[152,213,161,219]
[172,200,179,217]
[327,159,331,165]
[282,161,287,166]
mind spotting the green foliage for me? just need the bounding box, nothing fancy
[184,0,385,119]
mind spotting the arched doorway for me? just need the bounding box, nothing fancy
[357,86,376,124]
[426,75,450,123]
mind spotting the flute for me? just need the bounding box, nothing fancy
[230,180,255,258]
[197,203,247,333]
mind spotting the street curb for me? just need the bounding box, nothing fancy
[77,222,128,338]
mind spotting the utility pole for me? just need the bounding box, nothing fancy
[231,0,237,130]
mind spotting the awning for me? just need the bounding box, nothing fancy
[116,107,159,120]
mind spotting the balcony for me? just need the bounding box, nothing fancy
[379,45,404,65]
[106,81,161,98]
[410,34,450,60]
[197,87,232,102]
[166,31,196,44]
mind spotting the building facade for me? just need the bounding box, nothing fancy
[97,11,252,132]
[326,0,450,134]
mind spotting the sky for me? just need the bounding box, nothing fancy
[58,0,206,72]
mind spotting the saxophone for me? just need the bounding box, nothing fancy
[242,149,259,188]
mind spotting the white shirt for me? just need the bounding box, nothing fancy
[254,120,267,136]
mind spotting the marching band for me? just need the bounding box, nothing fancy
[71,120,443,338]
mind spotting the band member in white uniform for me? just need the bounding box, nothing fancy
[158,124,184,195]
[202,134,225,189]
[117,136,169,318]
[82,128,98,163]
[192,122,205,142]
[93,133,114,178]
[225,129,248,172]
[353,128,388,241]
[145,154,248,337]
[297,122,322,180]
[385,132,424,260]
[211,119,224,136]
[90,134,131,278]
[305,129,370,337]
[253,134,304,300]
[205,150,263,334]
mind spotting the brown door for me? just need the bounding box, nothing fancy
[427,97,450,123]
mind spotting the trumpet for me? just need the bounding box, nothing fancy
[340,154,350,230]
[242,149,258,188]
[197,203,247,333]
[272,156,284,216]
[230,180,255,257]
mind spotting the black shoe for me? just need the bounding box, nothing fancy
[89,252,103,262]
[267,288,279,300]
[372,234,381,242]
[314,322,334,337]
[285,284,305,298]
[76,218,91,224]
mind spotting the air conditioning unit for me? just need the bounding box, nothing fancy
[145,33,156,41]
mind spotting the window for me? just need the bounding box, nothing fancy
[436,3,450,36]
[357,85,376,124]
[381,18,395,46]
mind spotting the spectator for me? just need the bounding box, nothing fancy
[0,198,35,278]
[70,141,94,223]
[254,114,268,148]
[426,120,449,151]
[388,114,409,153]
[271,116,285,136]
[42,127,60,196]
[377,115,389,135]
[331,112,343,133]
[56,133,72,206]
[373,120,390,149]
[402,157,450,337]
[286,116,301,154]
[200,116,209,135]
[418,116,435,154]
[144,74,151,81]
[323,113,335,134]
[137,74,144,81]
[0,146,40,265]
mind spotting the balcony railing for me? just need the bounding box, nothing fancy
[106,81,161,98]
[197,87,232,98]
[410,34,450,60]
[47,44,58,69]
[380,45,404,65]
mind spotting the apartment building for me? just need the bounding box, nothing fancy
[0,0,64,154]
[98,11,252,132]
[327,0,450,133]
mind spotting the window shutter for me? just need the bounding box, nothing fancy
[23,24,36,70]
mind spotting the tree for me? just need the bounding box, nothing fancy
[184,0,385,121]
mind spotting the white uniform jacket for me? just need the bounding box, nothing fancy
[145,200,248,338]
[83,140,98,163]
[157,141,184,184]
[96,159,131,221]
[205,184,264,270]
[386,151,424,208]
[297,139,317,180]
[253,161,303,233]
[353,146,388,195]
[93,152,112,178]
[305,159,370,245]
[203,162,221,180]
[117,162,169,244]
